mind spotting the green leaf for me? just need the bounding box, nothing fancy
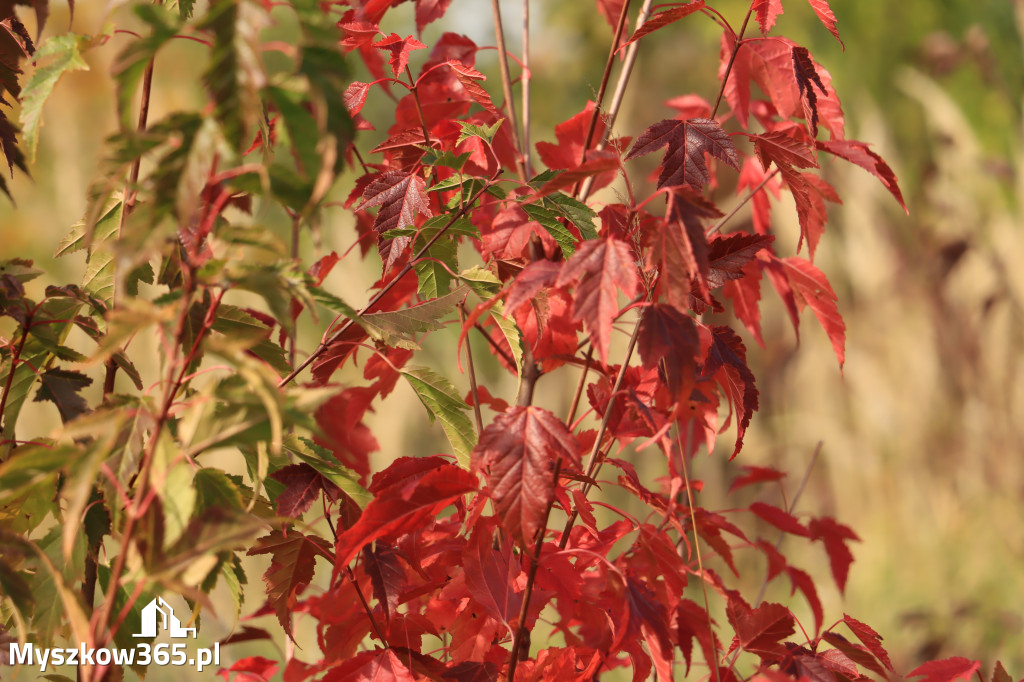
[287,436,370,506]
[112,5,182,130]
[401,367,477,468]
[542,191,599,240]
[459,266,524,391]
[360,284,469,349]
[19,34,91,164]
[521,203,578,257]
[194,468,246,513]
[200,0,267,150]
[457,119,502,145]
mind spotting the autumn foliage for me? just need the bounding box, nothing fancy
[0,0,1012,681]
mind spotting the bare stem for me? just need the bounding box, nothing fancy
[459,305,484,433]
[521,0,532,178]
[490,0,527,182]
[711,6,753,120]
[706,168,779,236]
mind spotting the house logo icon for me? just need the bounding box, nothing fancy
[133,597,197,639]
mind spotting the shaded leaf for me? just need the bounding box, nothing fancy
[909,658,982,682]
[19,33,90,164]
[270,463,341,519]
[703,325,758,458]
[401,366,477,468]
[750,501,810,537]
[636,303,699,400]
[360,284,467,349]
[33,368,91,423]
[247,530,334,637]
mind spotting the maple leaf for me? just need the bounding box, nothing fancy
[414,0,452,33]
[909,658,983,682]
[373,32,426,77]
[841,614,895,672]
[651,210,709,309]
[624,0,705,46]
[445,59,499,117]
[625,117,739,190]
[729,465,785,493]
[726,598,794,660]
[33,367,92,423]
[818,139,908,213]
[723,258,765,346]
[218,656,279,682]
[636,303,699,401]
[463,526,524,632]
[472,406,580,547]
[536,101,607,171]
[785,566,824,635]
[750,501,810,537]
[703,232,774,291]
[358,170,433,273]
[702,325,758,458]
[792,46,827,137]
[820,631,891,678]
[753,130,819,171]
[809,516,859,592]
[768,254,846,368]
[322,649,417,682]
[555,236,639,364]
[363,542,405,622]
[247,530,334,637]
[753,0,783,34]
[807,0,844,48]
[334,461,476,568]
[270,463,342,519]
[314,386,379,483]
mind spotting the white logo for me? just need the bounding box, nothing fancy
[133,597,197,639]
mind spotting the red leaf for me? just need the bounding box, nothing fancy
[793,46,828,138]
[820,631,891,679]
[536,101,606,171]
[334,462,477,568]
[218,656,279,682]
[534,151,621,199]
[809,516,859,592]
[624,1,706,45]
[775,255,846,369]
[247,530,334,637]
[750,501,810,537]
[464,385,510,413]
[463,527,524,630]
[729,465,785,493]
[636,303,700,400]
[722,258,765,346]
[271,463,341,519]
[991,662,1013,682]
[753,131,819,171]
[909,658,983,682]
[737,155,780,236]
[314,386,379,483]
[343,81,370,116]
[785,565,823,635]
[727,599,795,659]
[626,117,740,190]
[472,406,581,546]
[358,170,433,273]
[703,325,758,458]
[753,0,783,34]
[414,0,452,32]
[818,139,908,213]
[363,543,405,622]
[807,0,844,48]
[676,599,722,675]
[555,236,640,363]
[651,210,709,309]
[842,614,895,672]
[373,33,427,77]
[446,59,499,117]
[596,0,627,32]
[323,649,417,682]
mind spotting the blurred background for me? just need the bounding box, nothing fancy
[2,0,1022,676]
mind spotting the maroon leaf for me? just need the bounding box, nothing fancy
[651,210,709,309]
[723,257,765,346]
[626,117,740,190]
[636,303,700,400]
[753,130,819,171]
[703,325,758,458]
[818,138,908,213]
[809,516,859,592]
[750,501,810,537]
[471,406,580,547]
[363,542,405,622]
[786,565,823,635]
[270,463,341,519]
[555,236,639,363]
[991,662,1012,682]
[793,46,827,137]
[909,658,982,682]
[33,367,92,423]
[704,232,774,290]
[821,631,891,678]
[247,530,334,637]
[446,59,499,117]
[334,462,477,568]
[624,1,706,46]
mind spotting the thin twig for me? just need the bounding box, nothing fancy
[706,168,780,236]
[565,346,594,424]
[711,6,754,119]
[459,305,484,433]
[490,0,527,182]
[521,0,531,178]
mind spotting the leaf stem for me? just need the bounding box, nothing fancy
[711,5,754,120]
[490,0,527,182]
[520,0,531,178]
[459,304,484,433]
[706,167,779,236]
